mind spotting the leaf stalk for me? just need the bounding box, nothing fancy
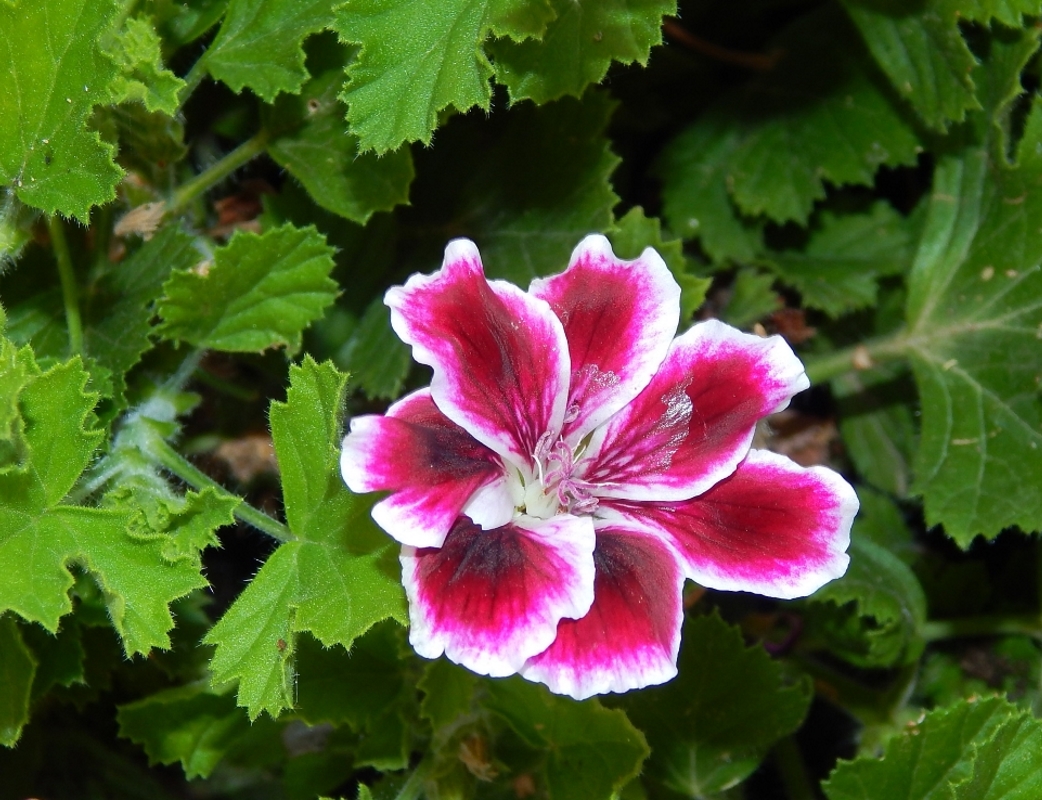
[49,215,83,356]
[802,330,911,385]
[168,132,269,216]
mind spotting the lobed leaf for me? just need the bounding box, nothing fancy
[0,0,123,221]
[107,16,185,115]
[0,616,35,748]
[156,223,338,353]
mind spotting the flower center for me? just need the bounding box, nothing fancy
[516,430,598,520]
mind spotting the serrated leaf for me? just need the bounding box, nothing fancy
[108,16,185,115]
[333,0,552,153]
[203,0,332,102]
[157,223,337,353]
[620,613,811,797]
[20,621,86,702]
[489,0,675,105]
[205,359,406,719]
[0,352,211,655]
[0,0,123,220]
[608,207,710,325]
[335,298,412,401]
[842,0,979,132]
[958,0,1042,26]
[824,696,1042,800]
[484,677,649,800]
[721,269,780,330]
[767,202,918,316]
[264,71,414,225]
[903,69,1042,543]
[419,658,478,733]
[117,683,251,779]
[0,616,35,747]
[408,92,620,285]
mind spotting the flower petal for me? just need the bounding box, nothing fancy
[521,528,683,700]
[341,389,511,548]
[402,515,596,677]
[579,319,809,501]
[530,235,680,442]
[385,239,570,472]
[603,450,856,599]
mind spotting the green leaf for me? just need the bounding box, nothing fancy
[721,269,780,330]
[117,684,251,779]
[203,0,333,102]
[0,351,212,655]
[805,529,927,668]
[841,0,979,132]
[157,223,338,353]
[957,0,1042,26]
[0,616,35,747]
[419,658,478,733]
[484,677,649,800]
[264,71,414,224]
[903,92,1042,542]
[408,92,620,285]
[489,0,676,105]
[204,359,406,719]
[766,202,918,316]
[333,0,553,153]
[107,16,185,115]
[824,696,1042,800]
[335,299,412,401]
[0,0,123,220]
[608,207,710,325]
[620,613,812,797]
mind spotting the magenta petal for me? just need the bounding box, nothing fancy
[605,450,856,599]
[402,515,596,677]
[579,319,809,501]
[530,235,680,442]
[340,389,511,548]
[521,528,683,700]
[385,239,570,472]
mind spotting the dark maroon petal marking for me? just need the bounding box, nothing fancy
[579,319,809,502]
[522,529,683,700]
[530,235,679,442]
[341,390,510,547]
[604,450,855,599]
[401,515,596,676]
[385,240,569,472]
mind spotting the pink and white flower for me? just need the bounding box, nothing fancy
[341,235,858,700]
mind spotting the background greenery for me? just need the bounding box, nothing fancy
[2,0,1042,797]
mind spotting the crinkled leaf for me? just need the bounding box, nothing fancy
[620,613,811,797]
[842,0,979,132]
[0,616,35,747]
[489,0,675,104]
[20,621,86,702]
[609,207,710,325]
[203,0,332,101]
[721,268,780,330]
[335,298,412,401]
[958,0,1042,26]
[767,201,918,316]
[904,85,1042,542]
[0,0,123,221]
[157,223,337,353]
[333,0,553,153]
[408,92,620,285]
[824,696,1042,800]
[484,677,649,800]
[0,352,214,655]
[117,684,250,779]
[264,71,414,224]
[107,16,185,115]
[204,359,406,719]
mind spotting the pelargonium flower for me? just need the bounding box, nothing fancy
[341,235,858,700]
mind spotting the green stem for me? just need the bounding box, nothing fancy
[147,435,294,543]
[167,132,269,216]
[178,56,210,109]
[394,760,431,800]
[772,736,816,800]
[49,215,83,356]
[801,330,910,385]
[921,614,1042,642]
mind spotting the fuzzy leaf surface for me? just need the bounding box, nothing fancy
[489,0,675,104]
[0,0,122,220]
[0,616,35,747]
[156,223,337,353]
[108,16,185,114]
[203,0,332,101]
[333,0,552,153]
[204,359,406,719]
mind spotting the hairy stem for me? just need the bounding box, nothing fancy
[178,56,210,109]
[147,435,294,543]
[168,132,269,216]
[49,215,83,356]
[801,330,910,385]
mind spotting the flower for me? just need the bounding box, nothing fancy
[341,235,858,700]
